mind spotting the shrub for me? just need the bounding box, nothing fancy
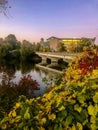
[0,67,39,118]
[0,47,98,130]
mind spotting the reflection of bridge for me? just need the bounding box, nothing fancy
[36,52,77,65]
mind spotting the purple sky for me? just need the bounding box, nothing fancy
[0,0,98,43]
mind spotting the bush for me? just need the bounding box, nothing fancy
[0,47,98,130]
[0,67,39,118]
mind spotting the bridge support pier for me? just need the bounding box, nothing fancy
[36,52,74,67]
[40,57,47,65]
[47,58,59,67]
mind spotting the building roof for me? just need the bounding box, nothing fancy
[61,38,81,40]
[47,36,61,40]
[47,36,96,42]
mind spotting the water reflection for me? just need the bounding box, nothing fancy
[0,60,58,97]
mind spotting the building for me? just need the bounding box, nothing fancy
[47,36,96,52]
[47,37,60,51]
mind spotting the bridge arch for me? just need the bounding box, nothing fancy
[36,52,76,66]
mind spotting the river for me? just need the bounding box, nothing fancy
[0,60,63,97]
[12,65,62,97]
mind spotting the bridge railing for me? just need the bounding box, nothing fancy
[36,52,78,56]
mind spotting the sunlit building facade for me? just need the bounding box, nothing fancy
[47,36,96,52]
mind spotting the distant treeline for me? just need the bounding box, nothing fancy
[0,34,42,62]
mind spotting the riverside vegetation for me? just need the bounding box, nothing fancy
[0,47,98,130]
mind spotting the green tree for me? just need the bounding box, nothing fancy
[5,34,20,50]
[20,40,34,61]
[77,38,95,52]
[0,37,15,59]
[0,42,9,58]
[35,42,41,52]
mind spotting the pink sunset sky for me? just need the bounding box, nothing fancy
[0,0,98,44]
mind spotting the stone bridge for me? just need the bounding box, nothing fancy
[36,52,77,66]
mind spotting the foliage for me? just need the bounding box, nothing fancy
[0,34,21,60]
[0,42,9,58]
[54,74,63,86]
[5,34,20,50]
[0,35,41,62]
[34,42,42,52]
[15,75,40,97]
[77,38,95,52]
[77,47,98,74]
[68,42,77,53]
[56,42,66,52]
[20,40,35,61]
[0,67,40,118]
[64,47,98,84]
[9,50,20,59]
[0,47,98,130]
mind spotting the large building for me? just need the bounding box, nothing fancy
[47,36,96,52]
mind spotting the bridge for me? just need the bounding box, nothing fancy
[36,52,77,66]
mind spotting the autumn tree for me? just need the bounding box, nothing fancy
[56,42,66,52]
[77,38,95,52]
[68,42,76,53]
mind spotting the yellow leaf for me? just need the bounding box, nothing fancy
[76,122,83,130]
[15,102,21,109]
[93,92,98,103]
[38,127,45,130]
[71,125,76,130]
[41,118,46,124]
[92,70,98,77]
[74,104,82,113]
[1,124,7,130]
[88,105,95,116]
[24,108,30,119]
[12,110,16,117]
[91,124,97,130]
[48,113,56,121]
[45,106,51,113]
[58,106,65,111]
[15,116,21,123]
[9,119,14,124]
[90,115,96,124]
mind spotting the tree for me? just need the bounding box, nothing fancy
[56,42,66,52]
[0,0,11,16]
[77,38,95,52]
[35,42,41,52]
[0,38,3,44]
[40,38,44,44]
[5,34,20,50]
[68,42,76,53]
[0,42,9,58]
[20,40,34,61]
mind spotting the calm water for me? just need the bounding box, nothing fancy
[0,60,61,97]
[12,65,58,97]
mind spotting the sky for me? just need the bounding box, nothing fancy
[0,0,98,43]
